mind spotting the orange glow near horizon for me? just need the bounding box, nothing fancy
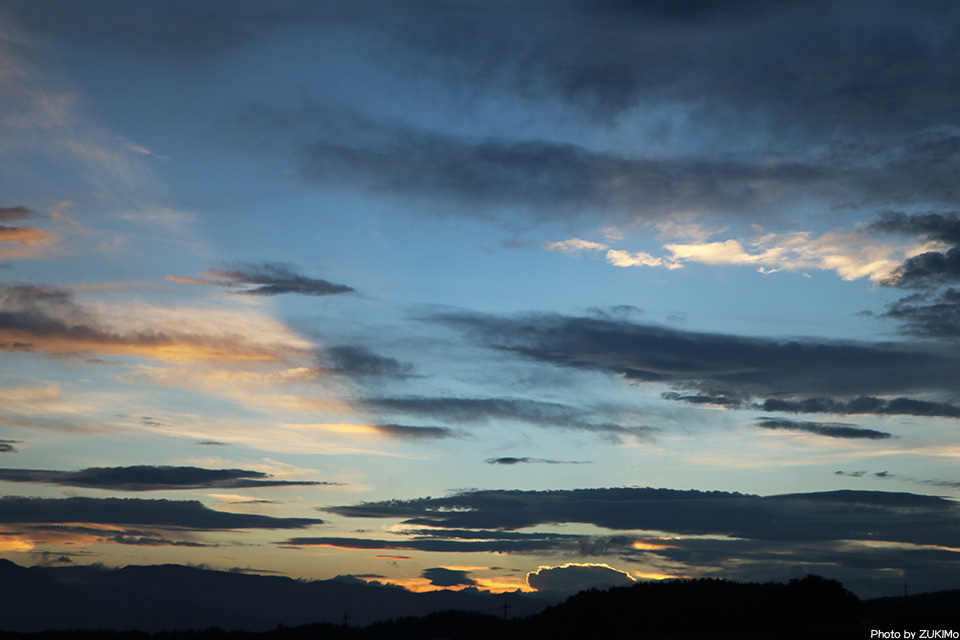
[363,574,534,594]
[0,534,36,553]
[631,571,689,581]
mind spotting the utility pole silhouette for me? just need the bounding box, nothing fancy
[343,611,350,628]
[502,601,511,621]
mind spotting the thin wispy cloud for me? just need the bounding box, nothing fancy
[485,457,590,465]
[755,418,892,441]
[0,465,339,491]
[0,496,323,530]
[168,262,355,297]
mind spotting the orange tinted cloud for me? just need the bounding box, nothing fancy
[0,285,311,363]
[0,226,56,244]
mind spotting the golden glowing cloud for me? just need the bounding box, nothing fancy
[631,539,677,551]
[0,226,56,244]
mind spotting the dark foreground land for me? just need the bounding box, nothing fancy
[2,568,959,639]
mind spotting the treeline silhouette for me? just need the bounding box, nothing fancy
[3,574,960,640]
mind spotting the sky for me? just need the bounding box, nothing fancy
[1,0,960,599]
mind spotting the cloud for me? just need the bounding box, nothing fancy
[256,4,960,223]
[879,289,960,339]
[544,238,609,254]
[369,424,456,440]
[168,262,355,297]
[0,440,18,453]
[24,524,215,548]
[755,418,892,440]
[526,563,635,593]
[756,395,960,418]
[553,227,936,284]
[325,487,960,548]
[0,1,365,59]
[0,206,35,221]
[882,249,960,288]
[662,391,960,420]
[429,310,960,401]
[871,210,960,244]
[869,211,960,288]
[361,395,654,441]
[605,249,676,269]
[0,206,57,257]
[278,536,564,554]
[0,465,338,491]
[289,110,888,223]
[0,226,54,244]
[421,567,477,587]
[391,1,960,135]
[0,496,323,529]
[0,284,312,362]
[485,457,589,465]
[320,345,413,376]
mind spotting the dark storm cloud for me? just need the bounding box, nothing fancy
[485,457,590,465]
[757,395,960,418]
[0,0,366,58]
[879,289,960,339]
[172,262,355,297]
[361,395,654,441]
[871,210,960,244]
[885,249,960,289]
[279,536,563,554]
[294,113,855,220]
[421,567,477,587]
[755,418,892,440]
[282,103,960,223]
[0,496,323,529]
[12,0,959,137]
[871,212,960,288]
[325,487,960,547]
[0,206,34,221]
[661,392,745,407]
[664,392,960,418]
[192,2,960,221]
[0,440,19,453]
[321,345,413,376]
[390,1,960,131]
[430,311,960,400]
[0,465,337,491]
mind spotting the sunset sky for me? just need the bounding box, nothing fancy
[2,0,960,598]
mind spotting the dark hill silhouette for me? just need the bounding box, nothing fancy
[4,561,960,639]
[0,559,545,633]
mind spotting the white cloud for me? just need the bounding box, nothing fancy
[552,225,940,284]
[544,238,609,254]
[605,249,678,269]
